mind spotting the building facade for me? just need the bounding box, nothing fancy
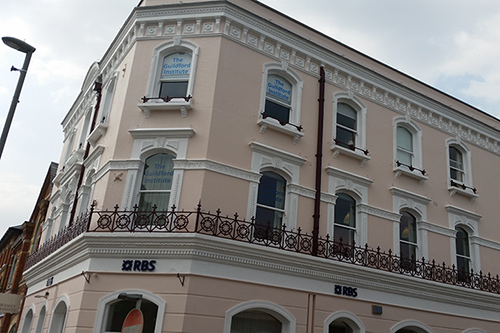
[19,1,500,332]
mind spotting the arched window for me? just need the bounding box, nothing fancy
[336,103,357,150]
[159,52,192,98]
[21,308,34,333]
[95,290,165,333]
[449,146,464,183]
[231,310,282,333]
[264,74,293,125]
[104,297,158,333]
[400,211,417,268]
[35,305,46,333]
[138,153,175,211]
[390,320,433,333]
[100,76,117,123]
[255,171,287,234]
[396,126,413,166]
[48,299,68,333]
[334,193,356,246]
[258,63,303,142]
[456,226,471,278]
[329,319,353,333]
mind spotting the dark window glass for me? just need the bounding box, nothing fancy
[336,103,357,148]
[106,299,158,333]
[264,100,290,124]
[139,154,174,211]
[159,81,188,98]
[231,311,281,333]
[329,319,353,333]
[449,146,464,182]
[456,227,470,276]
[255,172,286,234]
[334,193,356,246]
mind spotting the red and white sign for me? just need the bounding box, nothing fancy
[121,308,143,333]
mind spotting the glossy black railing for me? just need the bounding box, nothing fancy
[26,204,500,294]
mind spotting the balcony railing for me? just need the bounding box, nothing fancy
[26,204,500,294]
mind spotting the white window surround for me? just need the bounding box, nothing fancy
[258,62,304,144]
[326,166,372,246]
[224,300,296,333]
[390,320,434,333]
[247,142,306,231]
[331,93,369,166]
[446,205,481,273]
[138,38,199,118]
[462,329,487,333]
[47,295,70,333]
[20,306,35,333]
[445,138,477,201]
[121,128,194,210]
[323,311,365,333]
[93,289,166,333]
[393,117,427,183]
[391,187,431,261]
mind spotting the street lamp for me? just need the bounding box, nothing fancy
[0,36,36,161]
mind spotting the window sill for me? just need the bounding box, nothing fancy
[393,166,428,184]
[66,148,86,166]
[448,183,478,203]
[258,118,304,144]
[88,122,108,147]
[137,98,193,118]
[331,144,370,167]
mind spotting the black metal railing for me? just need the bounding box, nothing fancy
[334,139,369,155]
[450,179,477,194]
[26,204,500,294]
[395,160,426,176]
[141,95,192,103]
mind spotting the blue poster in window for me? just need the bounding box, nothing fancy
[266,74,292,104]
[161,53,192,79]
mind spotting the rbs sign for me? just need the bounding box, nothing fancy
[122,260,156,272]
[334,284,358,298]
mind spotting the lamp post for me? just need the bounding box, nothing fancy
[0,36,36,161]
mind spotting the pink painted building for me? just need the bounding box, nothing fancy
[19,1,500,332]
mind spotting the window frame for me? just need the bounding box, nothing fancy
[137,153,175,212]
[332,94,369,166]
[258,63,303,143]
[248,142,306,232]
[455,226,472,278]
[47,295,69,333]
[138,39,199,118]
[333,192,357,247]
[324,311,365,333]
[94,289,166,333]
[224,300,296,333]
[445,139,476,200]
[393,118,426,182]
[255,171,287,235]
[399,210,418,269]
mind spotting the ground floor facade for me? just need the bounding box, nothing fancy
[18,231,499,333]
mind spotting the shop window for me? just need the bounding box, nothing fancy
[258,63,303,143]
[399,211,417,270]
[224,300,295,333]
[21,308,33,333]
[231,310,281,333]
[334,193,356,246]
[255,171,287,237]
[35,305,46,333]
[48,299,68,333]
[329,319,354,333]
[138,154,175,212]
[104,298,158,333]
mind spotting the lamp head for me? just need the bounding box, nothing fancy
[2,36,35,53]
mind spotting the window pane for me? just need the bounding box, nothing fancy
[139,154,174,211]
[334,225,355,245]
[397,149,412,166]
[161,52,191,80]
[106,299,158,333]
[255,206,284,230]
[266,74,292,104]
[334,194,356,228]
[329,319,354,333]
[264,100,290,124]
[400,212,416,243]
[397,127,413,151]
[336,126,356,148]
[160,81,188,98]
[337,103,357,128]
[456,227,470,256]
[231,311,282,333]
[257,172,286,210]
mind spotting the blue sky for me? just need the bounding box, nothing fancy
[1,0,500,236]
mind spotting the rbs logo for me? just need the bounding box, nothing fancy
[122,259,156,272]
[334,285,358,298]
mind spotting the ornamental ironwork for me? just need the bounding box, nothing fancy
[26,203,500,294]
